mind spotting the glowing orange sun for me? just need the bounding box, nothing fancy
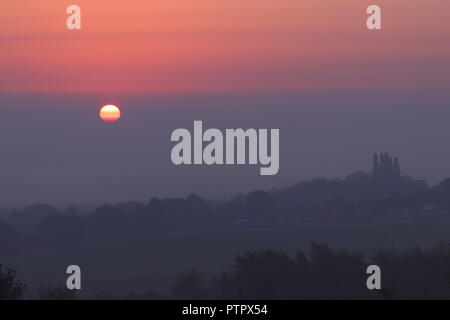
[99,105,121,122]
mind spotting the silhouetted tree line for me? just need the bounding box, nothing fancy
[2,166,450,256]
[4,242,450,300]
[170,242,450,300]
[1,154,450,260]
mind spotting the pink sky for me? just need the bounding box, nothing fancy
[1,0,450,94]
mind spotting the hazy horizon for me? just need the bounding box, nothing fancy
[0,89,449,206]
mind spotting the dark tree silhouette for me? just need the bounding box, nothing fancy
[171,269,206,299]
[0,265,26,300]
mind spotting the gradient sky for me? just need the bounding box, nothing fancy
[1,1,450,206]
[1,0,450,94]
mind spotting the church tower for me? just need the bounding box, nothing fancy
[372,153,401,179]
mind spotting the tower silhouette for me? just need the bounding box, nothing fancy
[372,153,401,179]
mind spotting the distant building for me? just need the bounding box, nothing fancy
[370,153,427,193]
[372,153,401,178]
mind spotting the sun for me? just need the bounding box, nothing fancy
[99,105,121,122]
